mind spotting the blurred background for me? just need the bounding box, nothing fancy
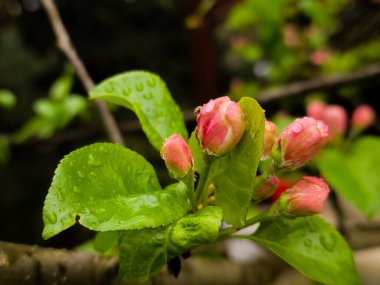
[1,0,380,283]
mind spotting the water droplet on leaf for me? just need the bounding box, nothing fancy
[135,83,144,92]
[88,154,102,167]
[105,83,115,93]
[46,212,57,224]
[123,88,131,96]
[319,232,336,251]
[77,171,84,178]
[143,92,153,100]
[304,238,312,248]
[147,77,157,87]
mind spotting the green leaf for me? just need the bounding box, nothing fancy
[89,71,188,150]
[204,97,265,226]
[317,136,380,218]
[119,206,222,282]
[248,216,360,285]
[0,89,16,109]
[42,143,188,239]
[189,130,206,176]
[94,231,118,254]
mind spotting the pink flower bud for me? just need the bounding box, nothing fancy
[283,176,330,216]
[253,176,280,201]
[352,104,375,130]
[278,117,329,170]
[322,105,347,139]
[161,134,193,178]
[195,96,245,156]
[261,120,277,160]
[306,101,326,120]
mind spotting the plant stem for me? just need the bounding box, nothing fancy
[218,210,271,240]
[41,0,125,145]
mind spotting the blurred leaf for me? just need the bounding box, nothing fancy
[43,143,188,239]
[49,65,74,100]
[0,89,16,109]
[0,136,10,164]
[248,216,360,285]
[89,71,188,151]
[119,206,222,282]
[317,136,380,218]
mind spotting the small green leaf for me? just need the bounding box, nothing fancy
[119,206,222,282]
[317,136,380,218]
[0,89,16,109]
[42,143,188,239]
[89,71,188,150]
[94,231,118,254]
[189,131,206,176]
[204,97,265,226]
[248,216,360,285]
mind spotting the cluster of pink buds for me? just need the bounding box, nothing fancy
[307,100,375,139]
[195,96,246,156]
[271,176,330,216]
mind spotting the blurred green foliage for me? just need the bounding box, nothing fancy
[222,0,380,99]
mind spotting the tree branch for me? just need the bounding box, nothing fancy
[256,64,380,103]
[41,0,125,145]
[0,241,287,285]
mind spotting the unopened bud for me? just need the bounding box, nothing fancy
[161,134,193,178]
[306,101,326,120]
[272,176,330,216]
[261,120,277,160]
[195,96,245,156]
[322,105,347,139]
[253,176,280,201]
[352,104,375,130]
[278,117,329,170]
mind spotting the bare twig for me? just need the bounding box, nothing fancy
[256,64,380,103]
[41,0,125,145]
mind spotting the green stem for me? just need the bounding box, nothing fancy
[182,174,196,210]
[218,210,271,240]
[195,156,214,206]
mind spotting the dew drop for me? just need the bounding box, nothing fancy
[122,88,131,96]
[105,83,115,93]
[304,238,312,248]
[135,83,144,92]
[147,77,157,87]
[88,154,102,167]
[319,233,336,251]
[46,212,57,224]
[77,171,84,178]
[292,123,303,134]
[143,92,153,100]
[156,110,163,117]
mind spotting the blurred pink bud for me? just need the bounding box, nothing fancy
[253,176,280,201]
[284,176,330,216]
[161,134,193,178]
[306,101,326,120]
[261,120,277,160]
[195,96,245,156]
[278,117,329,170]
[352,104,375,130]
[322,105,348,139]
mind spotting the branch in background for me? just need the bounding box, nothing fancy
[0,241,287,285]
[40,0,125,146]
[256,64,380,103]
